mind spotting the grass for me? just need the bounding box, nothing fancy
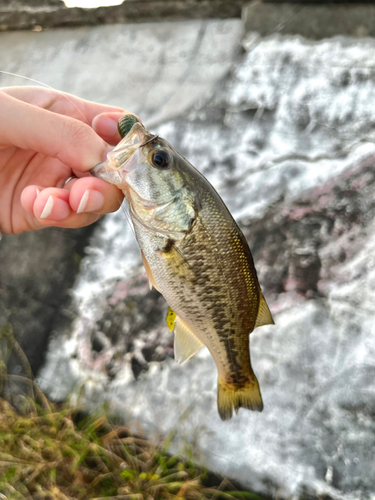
[0,323,265,500]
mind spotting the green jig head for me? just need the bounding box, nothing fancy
[118,114,140,139]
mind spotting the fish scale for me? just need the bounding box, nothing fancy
[91,117,274,420]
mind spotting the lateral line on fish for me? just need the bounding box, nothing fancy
[194,216,242,379]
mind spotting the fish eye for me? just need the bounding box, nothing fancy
[151,149,171,169]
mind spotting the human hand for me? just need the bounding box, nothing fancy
[0,86,128,235]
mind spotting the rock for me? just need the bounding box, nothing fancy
[37,31,375,499]
[245,155,375,300]
[0,226,95,375]
[6,0,64,6]
[243,1,375,40]
[0,0,247,31]
[77,272,174,381]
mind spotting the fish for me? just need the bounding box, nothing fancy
[90,115,274,421]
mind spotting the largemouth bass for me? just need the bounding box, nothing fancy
[91,116,274,420]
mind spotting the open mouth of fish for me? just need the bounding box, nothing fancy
[90,121,157,185]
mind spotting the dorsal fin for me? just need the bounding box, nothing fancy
[174,316,204,365]
[141,251,159,292]
[255,292,274,329]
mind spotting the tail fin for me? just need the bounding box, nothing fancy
[217,376,263,421]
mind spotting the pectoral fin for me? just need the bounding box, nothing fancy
[141,251,159,291]
[174,316,204,365]
[254,292,274,329]
[159,243,195,280]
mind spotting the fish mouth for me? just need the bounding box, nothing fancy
[90,121,156,184]
[90,162,122,185]
[90,161,108,178]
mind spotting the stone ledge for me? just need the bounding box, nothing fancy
[0,0,247,31]
[243,1,375,40]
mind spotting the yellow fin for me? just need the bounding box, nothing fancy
[254,292,274,329]
[141,251,159,292]
[174,316,203,365]
[166,307,177,332]
[217,376,263,421]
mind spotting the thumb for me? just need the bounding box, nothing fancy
[0,91,111,171]
[92,112,142,145]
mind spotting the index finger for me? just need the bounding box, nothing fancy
[0,91,109,171]
[0,86,126,126]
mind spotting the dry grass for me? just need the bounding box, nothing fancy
[0,323,265,500]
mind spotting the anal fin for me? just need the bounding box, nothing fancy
[141,251,159,292]
[174,316,203,365]
[255,292,274,329]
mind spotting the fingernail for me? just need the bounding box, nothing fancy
[40,195,54,219]
[77,189,90,213]
[77,189,104,214]
[36,188,41,197]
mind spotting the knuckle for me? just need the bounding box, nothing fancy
[63,118,91,146]
[58,118,96,167]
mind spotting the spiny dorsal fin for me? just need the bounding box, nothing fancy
[174,316,203,365]
[255,292,274,329]
[141,251,159,292]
